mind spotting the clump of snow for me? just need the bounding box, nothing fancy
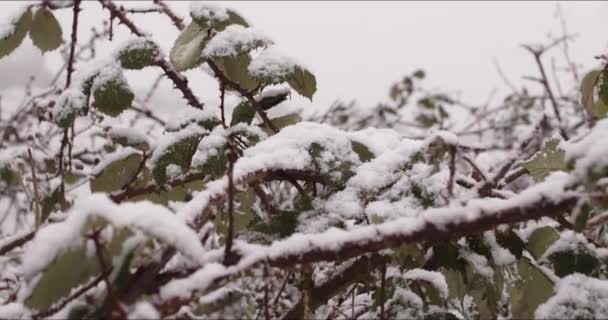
[402,269,449,298]
[107,127,150,146]
[52,88,86,125]
[248,47,297,82]
[0,5,29,39]
[113,36,161,59]
[535,274,608,319]
[203,25,272,58]
[129,301,160,319]
[563,118,608,179]
[190,2,229,25]
[90,63,129,94]
[165,106,219,132]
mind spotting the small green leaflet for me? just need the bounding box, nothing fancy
[580,70,605,118]
[118,38,160,70]
[92,74,135,117]
[287,66,317,101]
[231,101,255,126]
[525,226,560,260]
[213,53,258,92]
[521,139,567,181]
[29,7,62,53]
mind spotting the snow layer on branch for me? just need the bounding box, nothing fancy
[535,274,608,319]
[163,172,575,299]
[21,194,206,279]
[203,25,272,58]
[248,47,297,82]
[178,122,359,223]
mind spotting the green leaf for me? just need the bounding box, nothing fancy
[170,21,207,72]
[547,245,600,277]
[521,139,567,181]
[230,101,255,126]
[213,53,258,91]
[351,141,375,162]
[507,259,554,319]
[287,66,317,100]
[92,69,135,117]
[261,113,302,135]
[0,165,20,186]
[0,7,32,59]
[581,70,601,117]
[526,226,560,260]
[593,99,608,119]
[118,38,160,70]
[90,151,142,193]
[152,135,202,185]
[29,7,62,53]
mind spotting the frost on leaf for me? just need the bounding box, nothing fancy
[165,106,221,132]
[521,138,567,181]
[150,125,206,185]
[91,63,135,117]
[116,37,160,70]
[29,7,62,53]
[0,6,32,59]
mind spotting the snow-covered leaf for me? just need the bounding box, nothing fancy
[150,126,205,185]
[0,7,32,59]
[117,38,160,70]
[213,53,258,91]
[108,127,150,151]
[190,3,248,31]
[29,7,62,53]
[91,64,134,117]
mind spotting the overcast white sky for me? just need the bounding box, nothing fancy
[1,1,607,112]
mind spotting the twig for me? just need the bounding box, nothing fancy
[224,150,236,265]
[65,0,81,88]
[98,0,204,110]
[89,230,126,319]
[27,149,41,229]
[153,0,185,30]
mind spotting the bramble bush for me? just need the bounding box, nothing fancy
[1,1,608,319]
